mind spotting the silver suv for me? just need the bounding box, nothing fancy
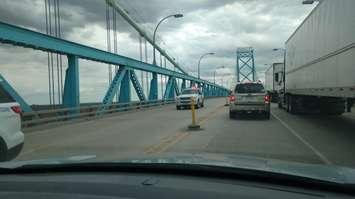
[229,82,270,119]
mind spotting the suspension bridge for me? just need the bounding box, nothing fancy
[0,0,228,121]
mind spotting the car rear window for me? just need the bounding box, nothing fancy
[181,89,198,94]
[234,83,265,94]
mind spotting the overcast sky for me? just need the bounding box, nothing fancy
[0,0,316,104]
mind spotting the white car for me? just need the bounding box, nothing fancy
[0,102,24,161]
[176,88,204,110]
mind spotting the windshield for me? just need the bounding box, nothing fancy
[1,0,355,184]
[181,89,198,95]
[235,83,265,94]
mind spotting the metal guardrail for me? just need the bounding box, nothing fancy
[21,100,175,128]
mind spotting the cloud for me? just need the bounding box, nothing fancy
[0,0,316,104]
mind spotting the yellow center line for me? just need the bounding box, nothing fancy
[144,103,226,154]
[198,104,225,125]
[144,132,190,154]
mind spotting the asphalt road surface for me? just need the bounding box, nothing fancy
[16,98,355,168]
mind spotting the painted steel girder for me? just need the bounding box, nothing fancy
[97,67,127,114]
[119,69,131,103]
[129,70,146,101]
[173,78,179,96]
[181,79,186,90]
[204,85,209,97]
[0,22,227,91]
[63,55,80,109]
[148,72,158,100]
[164,76,177,100]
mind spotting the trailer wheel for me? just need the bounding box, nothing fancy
[289,95,297,114]
[286,95,298,114]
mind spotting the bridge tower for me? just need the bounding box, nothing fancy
[236,47,255,82]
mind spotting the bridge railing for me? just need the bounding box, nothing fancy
[21,100,175,129]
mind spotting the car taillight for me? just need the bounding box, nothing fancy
[11,106,22,114]
[264,95,270,104]
[230,95,236,102]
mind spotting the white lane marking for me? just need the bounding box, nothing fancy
[271,112,332,165]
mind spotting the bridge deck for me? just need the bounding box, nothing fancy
[17,98,355,167]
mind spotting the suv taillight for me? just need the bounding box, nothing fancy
[229,95,236,102]
[264,95,270,104]
[11,106,22,114]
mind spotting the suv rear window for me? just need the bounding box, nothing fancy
[234,83,265,94]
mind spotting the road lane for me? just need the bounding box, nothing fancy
[169,104,326,165]
[271,112,332,165]
[16,98,355,168]
[169,103,355,167]
[271,105,355,167]
[16,98,224,161]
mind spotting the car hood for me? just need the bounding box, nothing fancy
[2,153,355,184]
[127,153,355,184]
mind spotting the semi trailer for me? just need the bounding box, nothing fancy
[264,63,284,103]
[279,0,355,115]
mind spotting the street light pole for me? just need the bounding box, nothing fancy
[213,70,216,84]
[152,14,183,65]
[213,65,224,85]
[197,52,215,79]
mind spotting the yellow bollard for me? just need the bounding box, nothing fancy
[224,96,230,106]
[188,97,200,130]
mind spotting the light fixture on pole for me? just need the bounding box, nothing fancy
[152,14,183,65]
[302,0,320,4]
[214,66,225,84]
[197,52,215,79]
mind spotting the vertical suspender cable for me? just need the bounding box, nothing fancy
[160,54,163,99]
[139,35,144,93]
[164,57,167,94]
[106,2,112,85]
[113,7,119,103]
[44,0,52,105]
[56,0,63,101]
[144,39,148,95]
[54,0,61,104]
[48,0,55,105]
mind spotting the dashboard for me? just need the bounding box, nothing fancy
[0,172,352,199]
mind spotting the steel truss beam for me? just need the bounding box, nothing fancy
[164,76,178,100]
[119,68,131,103]
[63,55,79,109]
[181,79,186,90]
[0,21,229,111]
[0,22,225,90]
[129,70,146,101]
[97,67,127,114]
[148,72,158,100]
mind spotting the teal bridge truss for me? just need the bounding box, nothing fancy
[0,21,229,113]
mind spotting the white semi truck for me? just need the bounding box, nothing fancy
[264,63,284,103]
[279,0,355,115]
